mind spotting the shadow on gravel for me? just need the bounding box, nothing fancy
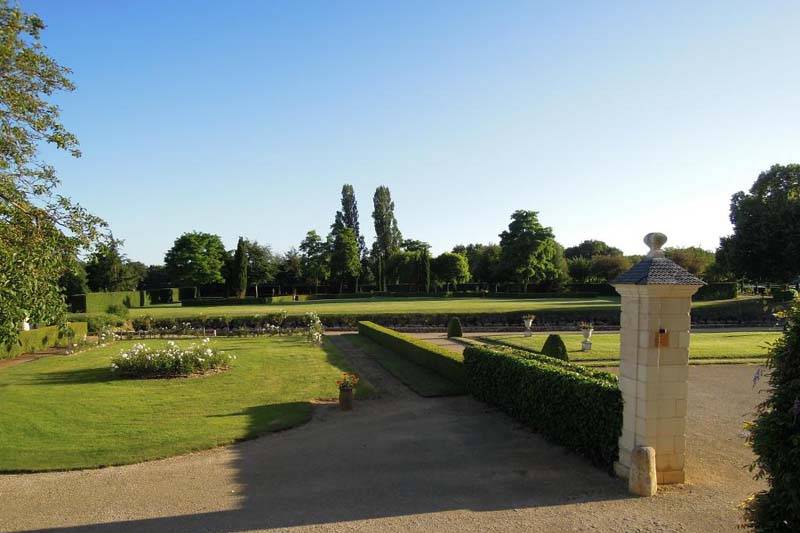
[24,339,632,532]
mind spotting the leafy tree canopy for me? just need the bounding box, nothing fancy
[499,210,564,290]
[664,246,715,277]
[0,1,105,343]
[722,164,800,283]
[164,232,227,290]
[432,252,470,286]
[564,240,623,260]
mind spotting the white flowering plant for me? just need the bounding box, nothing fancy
[304,312,324,345]
[110,339,234,378]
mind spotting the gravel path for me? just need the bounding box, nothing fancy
[0,336,766,532]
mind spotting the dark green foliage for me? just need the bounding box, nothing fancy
[770,288,798,303]
[71,291,143,313]
[564,240,623,259]
[85,240,144,291]
[723,164,800,283]
[665,246,715,277]
[447,317,463,338]
[330,228,361,291]
[299,232,328,290]
[372,186,402,290]
[331,184,367,258]
[0,322,88,360]
[693,282,739,301]
[744,303,800,531]
[232,237,248,298]
[567,257,593,283]
[590,255,633,282]
[58,262,88,296]
[541,334,568,361]
[463,345,622,469]
[106,304,129,318]
[499,210,565,291]
[68,312,125,333]
[146,288,180,305]
[358,321,465,389]
[164,232,227,291]
[432,252,470,289]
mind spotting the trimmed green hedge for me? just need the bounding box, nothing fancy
[70,291,143,313]
[694,282,738,301]
[358,321,465,388]
[463,345,622,469]
[182,297,270,307]
[146,288,180,305]
[67,312,126,333]
[541,334,568,360]
[1,322,88,360]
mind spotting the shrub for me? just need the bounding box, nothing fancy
[446,317,463,338]
[770,287,798,303]
[106,303,129,318]
[111,339,234,378]
[0,322,88,360]
[305,312,324,344]
[541,334,568,361]
[358,321,465,388]
[694,282,738,301]
[463,345,622,469]
[743,303,800,530]
[68,312,126,333]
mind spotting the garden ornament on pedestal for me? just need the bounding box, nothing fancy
[21,315,31,331]
[522,314,535,337]
[337,373,359,411]
[580,321,593,351]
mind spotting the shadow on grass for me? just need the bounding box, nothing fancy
[21,336,632,532]
[21,366,114,385]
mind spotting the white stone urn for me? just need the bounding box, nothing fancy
[580,324,593,351]
[21,316,31,332]
[522,315,535,337]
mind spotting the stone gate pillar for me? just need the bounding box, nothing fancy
[611,232,704,485]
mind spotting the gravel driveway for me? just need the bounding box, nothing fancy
[0,335,766,532]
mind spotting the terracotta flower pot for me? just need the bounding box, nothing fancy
[339,387,354,411]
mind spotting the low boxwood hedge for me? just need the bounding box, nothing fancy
[182,297,271,307]
[358,321,465,388]
[463,345,622,469]
[1,322,88,360]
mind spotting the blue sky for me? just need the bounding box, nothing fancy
[28,0,800,264]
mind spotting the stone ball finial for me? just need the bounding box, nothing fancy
[644,232,667,258]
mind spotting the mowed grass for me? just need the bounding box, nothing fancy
[121,296,750,319]
[345,334,464,397]
[485,331,780,362]
[0,336,374,472]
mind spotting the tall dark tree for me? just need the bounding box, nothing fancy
[85,240,125,292]
[275,248,303,292]
[164,232,227,295]
[141,265,170,290]
[231,237,248,298]
[330,228,361,292]
[372,186,402,291]
[499,210,564,292]
[0,1,106,344]
[58,261,88,296]
[720,164,800,283]
[331,184,366,258]
[432,252,470,292]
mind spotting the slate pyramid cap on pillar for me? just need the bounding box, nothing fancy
[612,232,706,286]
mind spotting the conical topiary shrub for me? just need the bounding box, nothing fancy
[447,317,463,338]
[743,303,800,531]
[541,334,568,361]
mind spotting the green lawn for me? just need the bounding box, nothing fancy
[117,296,751,320]
[0,336,374,472]
[485,331,780,362]
[346,334,464,397]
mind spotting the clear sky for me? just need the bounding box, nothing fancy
[27,0,800,264]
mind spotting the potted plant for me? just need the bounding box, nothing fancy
[337,373,359,411]
[579,321,594,351]
[522,314,536,337]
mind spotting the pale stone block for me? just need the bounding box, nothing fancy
[638,330,654,349]
[619,430,635,454]
[635,417,658,441]
[636,399,659,419]
[656,416,686,436]
[658,347,689,365]
[640,347,662,366]
[614,461,631,479]
[661,299,691,314]
[618,376,636,395]
[637,381,660,401]
[656,435,675,453]
[620,357,637,379]
[657,470,685,485]
[641,299,661,314]
[676,331,691,349]
[636,365,660,381]
[657,400,676,418]
[629,446,657,496]
[674,436,686,453]
[657,315,691,332]
[657,381,688,400]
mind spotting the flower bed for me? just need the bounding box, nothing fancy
[110,339,234,378]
